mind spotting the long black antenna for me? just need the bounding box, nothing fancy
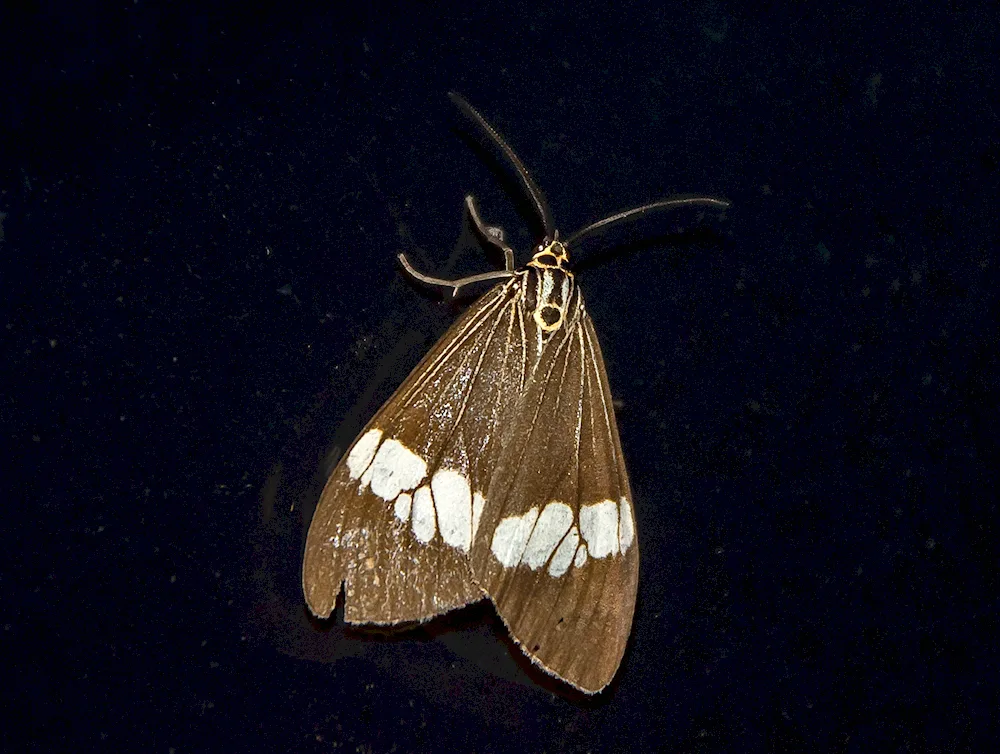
[449,92,556,241]
[564,195,730,247]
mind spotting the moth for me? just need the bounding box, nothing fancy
[303,93,728,694]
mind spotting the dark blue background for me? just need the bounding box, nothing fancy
[3,1,997,750]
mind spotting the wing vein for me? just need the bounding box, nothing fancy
[583,321,622,487]
[441,288,513,451]
[496,306,579,515]
[402,280,514,403]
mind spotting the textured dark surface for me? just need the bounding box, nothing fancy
[3,1,998,750]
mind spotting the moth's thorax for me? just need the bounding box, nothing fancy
[524,239,575,332]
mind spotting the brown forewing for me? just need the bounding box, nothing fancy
[469,291,639,693]
[303,276,533,624]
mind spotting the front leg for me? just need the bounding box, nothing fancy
[464,195,514,272]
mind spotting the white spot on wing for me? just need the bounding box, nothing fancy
[574,543,588,568]
[521,502,573,569]
[490,507,539,568]
[579,499,619,558]
[432,469,472,552]
[618,496,635,552]
[471,492,486,541]
[548,524,579,577]
[411,485,436,544]
[393,492,412,523]
[347,428,382,480]
[368,438,427,501]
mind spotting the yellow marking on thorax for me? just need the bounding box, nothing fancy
[527,239,574,333]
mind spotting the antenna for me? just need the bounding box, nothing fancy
[565,195,730,247]
[449,92,556,240]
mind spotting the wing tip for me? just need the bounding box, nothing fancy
[484,590,623,696]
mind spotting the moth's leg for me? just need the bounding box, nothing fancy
[397,253,515,298]
[396,194,517,297]
[464,195,515,272]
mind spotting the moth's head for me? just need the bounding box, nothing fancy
[528,237,570,271]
